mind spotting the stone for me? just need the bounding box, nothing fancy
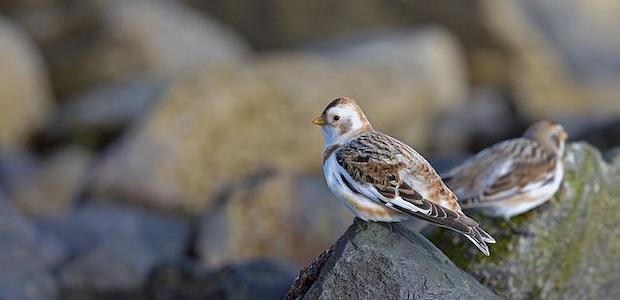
[40,203,191,297]
[197,173,352,268]
[0,192,65,300]
[45,79,162,147]
[9,147,92,217]
[90,28,468,213]
[480,0,620,118]
[0,16,52,150]
[10,0,250,96]
[432,87,525,154]
[147,259,296,300]
[296,219,497,299]
[430,143,620,299]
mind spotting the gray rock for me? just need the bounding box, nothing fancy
[431,143,620,299]
[147,259,296,300]
[0,192,65,300]
[299,219,497,300]
[24,0,249,96]
[9,147,92,217]
[40,203,191,297]
[47,79,162,143]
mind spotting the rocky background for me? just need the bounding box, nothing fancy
[0,0,618,299]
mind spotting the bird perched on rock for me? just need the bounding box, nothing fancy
[442,121,568,219]
[313,97,495,255]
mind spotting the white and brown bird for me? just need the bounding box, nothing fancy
[313,97,495,255]
[442,121,568,219]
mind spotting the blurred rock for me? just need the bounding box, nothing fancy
[197,0,620,119]
[90,28,468,213]
[431,143,620,299]
[197,173,351,267]
[0,192,65,300]
[520,0,620,82]
[297,219,497,299]
[45,79,162,148]
[482,0,620,118]
[40,203,190,298]
[560,116,620,152]
[10,0,249,96]
[0,150,39,189]
[147,259,296,300]
[191,0,423,50]
[0,16,52,150]
[433,88,526,154]
[8,147,91,217]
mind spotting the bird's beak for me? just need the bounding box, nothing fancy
[312,116,326,126]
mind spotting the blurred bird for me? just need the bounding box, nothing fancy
[313,97,495,255]
[442,121,568,219]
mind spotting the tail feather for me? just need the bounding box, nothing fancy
[404,209,495,256]
[462,226,495,256]
[388,197,495,256]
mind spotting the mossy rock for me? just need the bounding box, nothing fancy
[430,142,620,299]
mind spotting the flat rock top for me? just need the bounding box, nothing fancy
[301,219,497,300]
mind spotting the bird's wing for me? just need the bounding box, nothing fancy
[336,131,494,254]
[443,139,558,207]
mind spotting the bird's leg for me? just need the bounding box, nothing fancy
[386,222,394,232]
[353,217,368,233]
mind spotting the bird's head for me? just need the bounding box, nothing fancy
[313,97,372,147]
[523,121,568,155]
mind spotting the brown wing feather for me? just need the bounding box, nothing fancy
[335,131,495,254]
[445,139,557,206]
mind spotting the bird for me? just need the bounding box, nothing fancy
[442,121,568,219]
[313,96,495,255]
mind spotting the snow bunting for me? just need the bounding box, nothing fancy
[313,97,495,255]
[442,121,568,219]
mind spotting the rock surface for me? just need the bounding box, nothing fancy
[0,16,52,150]
[46,79,162,147]
[147,259,296,300]
[197,173,351,268]
[9,147,91,217]
[40,203,191,298]
[297,219,497,300]
[90,28,467,213]
[0,192,65,300]
[431,143,620,299]
[11,0,249,96]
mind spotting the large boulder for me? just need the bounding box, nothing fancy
[196,173,351,268]
[0,16,52,150]
[89,28,468,213]
[430,143,620,299]
[292,219,497,299]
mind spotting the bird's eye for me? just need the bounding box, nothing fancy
[333,116,340,121]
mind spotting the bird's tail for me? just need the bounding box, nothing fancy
[411,209,495,256]
[388,197,495,256]
[461,224,495,256]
